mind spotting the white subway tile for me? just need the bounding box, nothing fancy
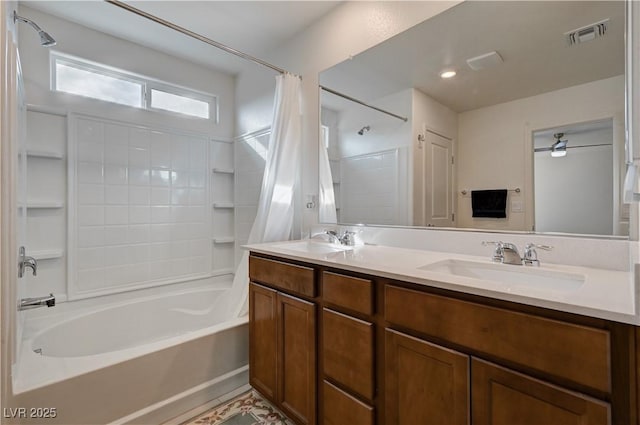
[104,245,129,267]
[78,226,105,248]
[129,128,150,149]
[148,242,172,261]
[105,185,129,205]
[189,189,206,205]
[104,144,128,165]
[78,162,104,184]
[78,247,105,270]
[104,226,128,245]
[171,188,189,205]
[78,206,104,226]
[189,139,207,169]
[149,224,171,242]
[151,206,171,223]
[77,119,104,144]
[129,186,151,205]
[77,141,104,163]
[189,170,206,188]
[78,184,104,205]
[128,167,150,185]
[170,170,188,187]
[129,206,150,224]
[151,169,170,186]
[128,224,150,244]
[105,164,128,185]
[104,124,128,146]
[150,187,170,205]
[128,147,150,168]
[171,240,190,258]
[105,206,128,225]
[127,244,149,264]
[171,138,190,169]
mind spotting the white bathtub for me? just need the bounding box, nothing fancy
[11,280,248,425]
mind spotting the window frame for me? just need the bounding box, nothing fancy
[50,51,218,121]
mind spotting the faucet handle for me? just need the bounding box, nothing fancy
[523,243,553,266]
[482,241,504,262]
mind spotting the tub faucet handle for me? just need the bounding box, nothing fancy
[18,246,37,278]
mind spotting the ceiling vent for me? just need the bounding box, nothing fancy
[466,51,503,71]
[565,19,609,45]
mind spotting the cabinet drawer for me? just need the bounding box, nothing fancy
[249,255,315,297]
[385,285,611,393]
[322,271,373,315]
[323,381,374,425]
[323,308,374,400]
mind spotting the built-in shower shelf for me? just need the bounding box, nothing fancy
[24,150,64,159]
[213,237,235,244]
[26,201,64,209]
[31,249,64,260]
[212,168,235,174]
[213,202,235,209]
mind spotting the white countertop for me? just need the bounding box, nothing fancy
[245,240,638,325]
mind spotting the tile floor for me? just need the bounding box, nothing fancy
[180,389,293,425]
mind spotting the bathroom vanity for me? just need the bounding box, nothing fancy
[246,241,638,425]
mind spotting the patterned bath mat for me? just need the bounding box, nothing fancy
[181,390,293,425]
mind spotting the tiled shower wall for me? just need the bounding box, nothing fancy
[71,116,212,298]
[340,148,409,225]
[24,109,236,301]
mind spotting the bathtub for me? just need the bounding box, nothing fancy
[11,279,248,425]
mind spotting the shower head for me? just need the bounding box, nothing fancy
[358,125,370,136]
[551,132,568,157]
[14,11,57,47]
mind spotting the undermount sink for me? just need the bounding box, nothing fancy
[278,240,354,255]
[419,259,585,291]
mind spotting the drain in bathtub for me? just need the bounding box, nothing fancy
[33,348,42,355]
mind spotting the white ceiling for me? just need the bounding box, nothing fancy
[22,0,342,76]
[320,1,625,113]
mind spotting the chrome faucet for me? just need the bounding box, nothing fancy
[18,246,37,277]
[312,230,357,246]
[19,293,55,311]
[482,241,523,265]
[482,241,553,266]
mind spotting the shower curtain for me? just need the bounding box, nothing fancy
[318,143,337,223]
[227,73,302,317]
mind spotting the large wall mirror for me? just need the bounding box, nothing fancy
[318,1,627,238]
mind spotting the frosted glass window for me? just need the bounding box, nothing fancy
[51,53,217,120]
[55,62,143,107]
[150,89,210,119]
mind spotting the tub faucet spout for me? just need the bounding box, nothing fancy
[19,294,55,311]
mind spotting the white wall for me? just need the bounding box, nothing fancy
[457,75,624,231]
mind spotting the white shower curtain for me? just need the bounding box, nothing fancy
[318,143,337,223]
[227,73,302,317]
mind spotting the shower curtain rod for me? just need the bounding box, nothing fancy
[105,0,290,75]
[320,85,408,122]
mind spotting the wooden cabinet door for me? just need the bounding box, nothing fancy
[249,282,278,401]
[385,329,469,425]
[278,292,316,425]
[472,358,611,425]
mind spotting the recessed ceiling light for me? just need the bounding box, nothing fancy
[440,70,456,79]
